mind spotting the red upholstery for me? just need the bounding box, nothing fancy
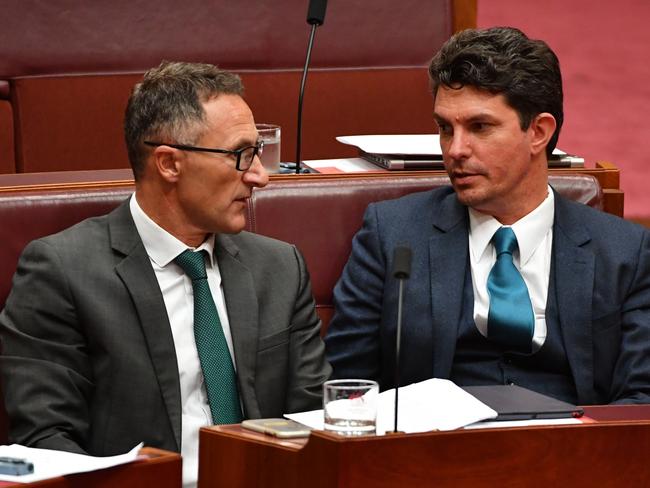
[0,1,453,76]
[0,0,474,173]
[247,174,602,327]
[0,174,602,319]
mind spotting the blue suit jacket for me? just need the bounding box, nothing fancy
[325,186,650,405]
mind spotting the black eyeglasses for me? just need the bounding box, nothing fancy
[144,140,264,171]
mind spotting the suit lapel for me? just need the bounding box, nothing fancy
[109,202,182,450]
[429,194,469,378]
[215,234,261,418]
[551,193,596,405]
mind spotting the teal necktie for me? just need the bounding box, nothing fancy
[175,250,243,424]
[486,227,534,353]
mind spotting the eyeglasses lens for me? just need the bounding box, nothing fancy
[240,146,258,170]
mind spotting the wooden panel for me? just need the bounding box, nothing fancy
[0,101,14,173]
[0,447,181,488]
[453,0,477,31]
[199,416,650,488]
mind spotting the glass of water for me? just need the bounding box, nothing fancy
[323,379,379,436]
[255,123,281,173]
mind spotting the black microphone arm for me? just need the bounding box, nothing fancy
[392,246,412,433]
[295,0,328,173]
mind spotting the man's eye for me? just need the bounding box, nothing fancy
[471,122,488,132]
[437,123,452,136]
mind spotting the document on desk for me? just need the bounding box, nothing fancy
[0,442,143,483]
[336,134,443,155]
[286,378,498,434]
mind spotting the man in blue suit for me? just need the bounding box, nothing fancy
[325,27,650,405]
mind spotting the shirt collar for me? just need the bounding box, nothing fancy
[469,186,555,265]
[129,193,216,267]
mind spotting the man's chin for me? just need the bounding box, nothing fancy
[219,217,247,235]
[454,188,488,209]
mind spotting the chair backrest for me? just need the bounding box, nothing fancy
[0,0,477,173]
[0,173,602,322]
[246,174,602,327]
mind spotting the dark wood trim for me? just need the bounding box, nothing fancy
[199,416,650,488]
[452,0,478,32]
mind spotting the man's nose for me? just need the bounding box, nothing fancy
[445,130,471,160]
[243,155,270,188]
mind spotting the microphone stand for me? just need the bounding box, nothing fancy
[390,245,411,433]
[394,275,406,433]
[295,23,318,174]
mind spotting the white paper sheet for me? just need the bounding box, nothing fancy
[336,134,443,155]
[286,378,498,434]
[0,442,143,483]
[336,134,567,156]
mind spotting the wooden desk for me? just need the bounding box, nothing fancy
[0,447,181,488]
[198,405,650,488]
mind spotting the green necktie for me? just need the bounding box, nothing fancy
[175,249,242,424]
[486,227,535,353]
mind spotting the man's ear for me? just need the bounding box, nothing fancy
[529,112,557,157]
[152,146,182,182]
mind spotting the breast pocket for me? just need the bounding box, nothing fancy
[258,327,290,352]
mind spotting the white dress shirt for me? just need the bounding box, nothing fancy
[468,187,555,352]
[129,194,236,488]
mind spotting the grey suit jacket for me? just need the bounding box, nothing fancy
[0,200,331,455]
[325,186,650,405]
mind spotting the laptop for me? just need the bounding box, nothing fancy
[462,385,584,421]
[359,150,444,170]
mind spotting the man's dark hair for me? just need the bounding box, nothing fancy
[429,27,563,158]
[124,61,244,179]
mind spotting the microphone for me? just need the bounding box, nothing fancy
[295,0,329,173]
[393,247,412,279]
[392,246,412,433]
[306,0,328,25]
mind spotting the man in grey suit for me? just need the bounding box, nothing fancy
[0,61,331,487]
[325,27,650,405]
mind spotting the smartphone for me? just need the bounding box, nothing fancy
[241,418,312,438]
[0,457,34,476]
